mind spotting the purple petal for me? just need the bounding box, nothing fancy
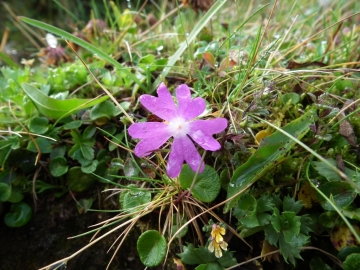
[139,83,177,121]
[167,136,204,177]
[133,135,171,157]
[188,118,227,151]
[128,122,171,139]
[176,84,206,120]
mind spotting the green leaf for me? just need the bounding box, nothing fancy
[28,116,49,134]
[137,230,167,267]
[317,181,356,211]
[19,18,146,92]
[283,195,303,214]
[66,167,96,192]
[319,211,338,229]
[281,212,301,243]
[63,120,82,130]
[49,156,69,177]
[178,243,217,265]
[278,234,303,265]
[196,262,223,270]
[282,93,300,105]
[179,165,221,203]
[27,137,53,154]
[90,100,116,120]
[7,187,24,203]
[233,194,259,228]
[21,83,108,120]
[343,253,360,270]
[225,109,315,212]
[119,184,151,214]
[77,198,93,214]
[338,246,360,261]
[310,257,332,270]
[0,182,11,201]
[4,202,32,227]
[81,159,98,174]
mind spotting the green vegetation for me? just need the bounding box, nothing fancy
[1,0,360,269]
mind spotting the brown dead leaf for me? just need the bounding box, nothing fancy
[183,0,213,12]
[339,119,357,147]
[261,240,280,262]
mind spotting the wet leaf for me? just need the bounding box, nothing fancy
[119,184,151,214]
[137,230,166,267]
[179,164,221,203]
[225,109,315,212]
[317,181,356,211]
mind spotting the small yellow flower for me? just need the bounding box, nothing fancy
[210,224,226,243]
[208,239,228,258]
[208,224,228,258]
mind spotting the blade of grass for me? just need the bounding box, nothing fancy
[152,0,228,91]
[19,17,147,92]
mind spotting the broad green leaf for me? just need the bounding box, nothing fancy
[178,243,217,265]
[27,137,53,154]
[90,100,117,121]
[0,182,11,201]
[119,184,151,214]
[225,109,315,212]
[21,83,108,120]
[66,167,96,192]
[179,165,221,203]
[317,182,356,211]
[4,202,32,227]
[343,253,360,270]
[49,156,69,177]
[28,116,49,134]
[280,212,301,243]
[338,246,360,261]
[137,230,167,267]
[8,187,24,203]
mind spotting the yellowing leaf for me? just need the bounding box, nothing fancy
[255,129,272,145]
[298,181,318,209]
[331,225,360,251]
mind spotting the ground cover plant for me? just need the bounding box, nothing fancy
[1,0,360,269]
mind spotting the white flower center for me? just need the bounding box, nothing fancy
[168,117,189,138]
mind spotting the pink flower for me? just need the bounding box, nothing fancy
[128,83,227,178]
